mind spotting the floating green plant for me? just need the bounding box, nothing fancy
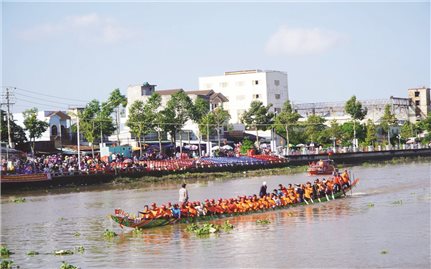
[381,250,388,255]
[0,259,14,269]
[221,220,234,231]
[27,251,39,256]
[367,203,375,207]
[10,197,25,203]
[59,261,79,269]
[392,200,403,205]
[103,229,117,238]
[0,246,12,257]
[75,246,85,254]
[54,249,74,255]
[186,223,220,236]
[132,228,143,236]
[73,232,81,237]
[256,219,271,225]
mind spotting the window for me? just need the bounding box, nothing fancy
[415,91,420,97]
[252,80,259,85]
[275,94,281,100]
[274,80,280,86]
[415,100,420,106]
[236,95,245,101]
[220,82,228,88]
[252,94,260,99]
[51,125,58,136]
[236,81,244,87]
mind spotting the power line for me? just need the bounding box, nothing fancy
[14,92,85,106]
[7,86,90,103]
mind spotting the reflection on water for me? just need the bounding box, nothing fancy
[1,162,430,268]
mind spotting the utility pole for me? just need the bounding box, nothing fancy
[2,88,15,149]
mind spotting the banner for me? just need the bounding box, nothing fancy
[1,173,52,183]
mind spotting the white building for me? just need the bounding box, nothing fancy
[13,110,72,146]
[199,70,289,127]
[111,83,228,146]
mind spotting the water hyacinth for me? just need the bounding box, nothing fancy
[0,246,12,257]
[54,249,74,255]
[75,246,85,254]
[103,229,117,238]
[392,200,403,205]
[59,261,79,269]
[0,259,14,269]
[256,219,271,225]
[10,197,26,203]
[27,251,39,256]
[186,223,220,236]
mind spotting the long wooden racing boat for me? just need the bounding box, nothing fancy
[111,178,359,229]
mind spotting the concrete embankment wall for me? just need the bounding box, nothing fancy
[286,148,431,166]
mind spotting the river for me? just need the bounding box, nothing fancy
[1,162,430,268]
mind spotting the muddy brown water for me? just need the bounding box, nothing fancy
[1,162,430,268]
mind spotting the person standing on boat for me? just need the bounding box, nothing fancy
[179,183,189,204]
[259,182,267,198]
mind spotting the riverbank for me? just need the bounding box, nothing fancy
[2,155,430,195]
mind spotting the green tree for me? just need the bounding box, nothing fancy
[191,97,210,156]
[399,121,415,142]
[145,93,163,152]
[240,137,255,154]
[340,121,365,146]
[326,119,342,148]
[126,100,147,157]
[304,115,326,144]
[365,119,378,146]
[198,113,216,154]
[212,107,231,148]
[22,108,49,155]
[345,96,367,148]
[107,88,127,145]
[380,104,398,145]
[79,100,115,157]
[240,101,274,147]
[273,100,300,153]
[164,91,193,153]
[1,109,27,147]
[416,112,431,133]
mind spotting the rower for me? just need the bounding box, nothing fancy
[341,170,351,188]
[304,182,314,204]
[171,204,181,219]
[139,205,153,219]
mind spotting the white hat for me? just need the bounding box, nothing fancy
[263,181,267,185]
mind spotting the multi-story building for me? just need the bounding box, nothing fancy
[13,110,72,148]
[198,70,289,127]
[111,82,228,146]
[408,87,430,122]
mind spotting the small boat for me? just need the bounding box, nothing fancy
[307,159,336,175]
[110,178,359,229]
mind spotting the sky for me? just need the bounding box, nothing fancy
[1,1,430,113]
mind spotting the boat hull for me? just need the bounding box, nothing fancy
[111,179,359,229]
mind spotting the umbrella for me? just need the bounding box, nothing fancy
[123,159,133,163]
[185,145,198,150]
[296,144,305,147]
[211,146,220,151]
[260,143,268,149]
[406,139,416,144]
[221,145,233,150]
